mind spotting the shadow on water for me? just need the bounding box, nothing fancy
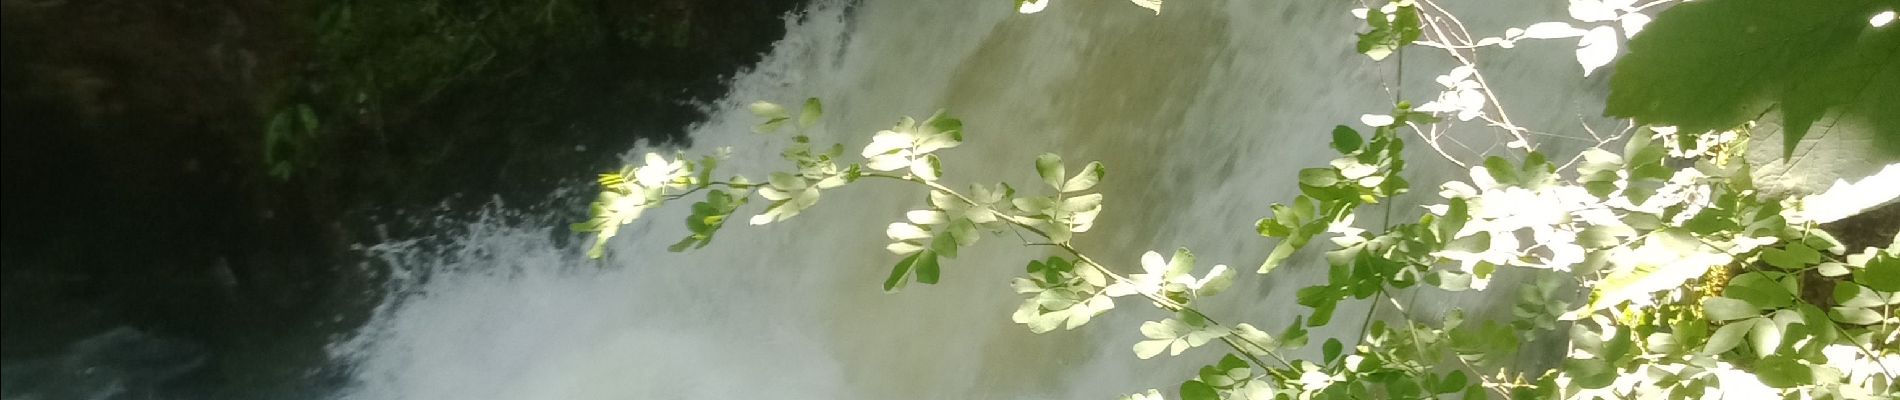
[1,328,207,399]
[0,0,803,398]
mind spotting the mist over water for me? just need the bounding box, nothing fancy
[330,0,1603,398]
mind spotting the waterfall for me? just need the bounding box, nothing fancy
[330,0,1604,398]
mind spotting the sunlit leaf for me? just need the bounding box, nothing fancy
[1062,161,1105,192]
[1016,0,1050,14]
[1831,307,1882,325]
[1702,297,1760,321]
[749,101,786,119]
[1522,21,1588,39]
[1575,26,1618,77]
[798,98,823,130]
[1036,153,1065,190]
[911,154,943,181]
[1701,318,1753,355]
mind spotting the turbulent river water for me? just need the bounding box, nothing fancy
[328,0,1614,398]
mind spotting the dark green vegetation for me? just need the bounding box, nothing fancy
[1606,0,1900,157]
[2,0,799,397]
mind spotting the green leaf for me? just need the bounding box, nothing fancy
[1331,125,1362,154]
[912,154,943,181]
[1279,316,1309,349]
[915,251,941,285]
[1464,383,1489,400]
[1831,307,1882,325]
[1179,380,1218,400]
[1754,355,1814,388]
[930,232,960,259]
[1256,216,1290,238]
[1701,318,1752,355]
[1166,248,1196,278]
[1437,370,1468,394]
[1760,242,1820,269]
[1603,327,1634,362]
[1802,230,1847,255]
[749,101,787,119]
[1394,6,1421,40]
[1299,168,1340,187]
[1260,239,1299,274]
[1703,297,1760,321]
[1440,198,1469,241]
[1565,358,1616,389]
[1856,252,1900,291]
[585,238,609,259]
[296,104,319,137]
[1566,230,1730,319]
[1621,212,1663,232]
[1482,156,1519,186]
[926,111,962,137]
[1322,338,1343,363]
[1036,153,1065,190]
[1816,262,1851,277]
[797,98,823,130]
[1357,7,1394,60]
[1217,354,1247,373]
[884,252,924,292]
[1747,315,1782,356]
[1835,283,1886,307]
[1604,0,1900,158]
[1297,286,1332,308]
[1674,318,1711,352]
[1132,340,1172,360]
[1682,210,1736,235]
[1725,272,1796,309]
[1518,151,1553,188]
[667,236,697,253]
[1355,5,1421,61]
[1062,161,1105,192]
[263,111,292,163]
[696,156,721,188]
[1308,299,1338,326]
[1197,368,1233,388]
[753,117,789,134]
[1577,225,1633,249]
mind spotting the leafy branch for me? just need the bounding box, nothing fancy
[566,1,1900,399]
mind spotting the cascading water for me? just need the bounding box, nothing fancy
[330,0,1606,398]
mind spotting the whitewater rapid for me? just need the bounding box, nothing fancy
[330,0,1610,398]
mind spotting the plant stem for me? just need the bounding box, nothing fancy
[660,181,757,202]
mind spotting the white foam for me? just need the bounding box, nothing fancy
[331,0,1601,398]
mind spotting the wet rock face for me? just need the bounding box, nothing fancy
[2,0,802,397]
